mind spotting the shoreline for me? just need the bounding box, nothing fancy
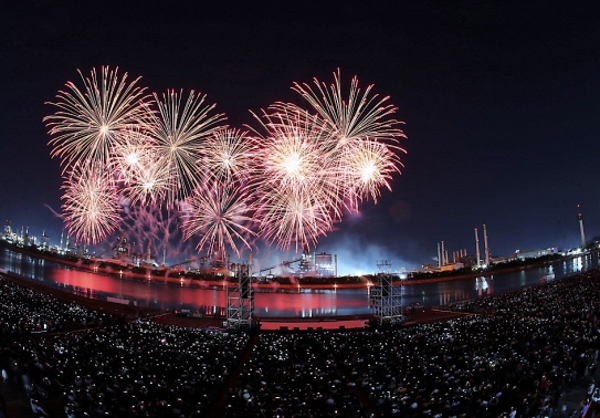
[1,240,590,291]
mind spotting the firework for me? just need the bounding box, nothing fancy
[60,163,122,245]
[46,67,407,258]
[199,127,255,183]
[113,203,194,266]
[111,129,171,204]
[45,66,152,170]
[345,138,404,205]
[276,69,407,212]
[180,178,256,258]
[249,109,340,251]
[257,186,334,252]
[152,89,227,205]
[286,69,405,146]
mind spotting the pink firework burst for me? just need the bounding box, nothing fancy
[45,66,153,171]
[278,69,407,212]
[345,138,405,205]
[249,108,340,251]
[151,89,227,206]
[111,128,171,204]
[199,127,255,183]
[180,178,256,259]
[60,162,122,245]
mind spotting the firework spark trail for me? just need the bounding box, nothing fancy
[60,163,122,245]
[345,138,404,205]
[45,66,152,171]
[249,108,340,251]
[180,178,256,258]
[111,129,172,204]
[152,89,227,206]
[276,69,407,213]
[257,187,334,252]
[111,203,194,265]
[199,127,255,183]
[287,69,405,145]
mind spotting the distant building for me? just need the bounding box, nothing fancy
[314,252,335,276]
[440,262,464,272]
[40,231,50,250]
[515,247,558,260]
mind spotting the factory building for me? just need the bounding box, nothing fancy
[515,247,558,260]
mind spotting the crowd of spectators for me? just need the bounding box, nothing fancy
[0,277,250,417]
[41,321,248,416]
[3,269,600,417]
[0,276,111,338]
[226,270,600,417]
[227,332,367,417]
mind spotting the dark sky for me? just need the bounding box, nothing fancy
[2,1,600,274]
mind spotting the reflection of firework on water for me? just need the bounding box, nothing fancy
[45,66,152,170]
[152,90,227,206]
[180,178,256,258]
[60,163,121,245]
[46,67,406,256]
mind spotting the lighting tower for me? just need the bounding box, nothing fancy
[226,254,256,330]
[577,204,586,248]
[369,260,403,327]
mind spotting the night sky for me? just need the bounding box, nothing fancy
[2,1,600,274]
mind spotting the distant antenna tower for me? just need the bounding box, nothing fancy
[577,204,586,248]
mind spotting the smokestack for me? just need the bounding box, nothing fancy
[441,241,445,266]
[483,224,490,266]
[474,228,481,267]
[437,242,442,268]
[442,241,446,266]
[578,205,586,248]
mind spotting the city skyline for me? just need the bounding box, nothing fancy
[1,1,600,274]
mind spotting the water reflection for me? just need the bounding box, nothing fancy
[475,276,493,297]
[572,256,583,272]
[1,248,599,318]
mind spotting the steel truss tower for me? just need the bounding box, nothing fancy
[226,261,255,329]
[370,260,403,326]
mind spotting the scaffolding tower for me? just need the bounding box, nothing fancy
[226,261,255,329]
[370,260,404,326]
